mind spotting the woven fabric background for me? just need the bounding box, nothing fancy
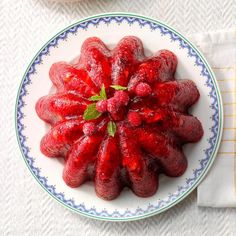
[0,0,235,235]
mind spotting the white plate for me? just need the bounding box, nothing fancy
[15,13,223,221]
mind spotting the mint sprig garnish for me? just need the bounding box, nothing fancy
[83,103,102,120]
[84,85,107,120]
[110,85,127,90]
[107,121,117,137]
[89,84,107,101]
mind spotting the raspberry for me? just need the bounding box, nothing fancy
[96,100,107,113]
[83,122,96,136]
[135,82,152,97]
[107,98,126,121]
[128,111,142,126]
[107,98,119,113]
[114,91,129,105]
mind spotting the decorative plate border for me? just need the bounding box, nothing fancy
[15,13,223,221]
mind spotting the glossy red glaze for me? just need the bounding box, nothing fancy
[118,123,158,197]
[49,62,98,96]
[137,127,187,177]
[127,111,142,127]
[36,92,90,124]
[40,118,85,158]
[128,50,177,93]
[63,134,103,187]
[153,80,200,112]
[95,136,122,200]
[139,108,203,143]
[111,36,144,86]
[79,37,112,89]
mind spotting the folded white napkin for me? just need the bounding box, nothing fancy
[189,29,236,207]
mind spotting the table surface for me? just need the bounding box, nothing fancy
[1,0,236,235]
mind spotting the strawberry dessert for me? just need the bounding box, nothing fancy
[35,36,203,200]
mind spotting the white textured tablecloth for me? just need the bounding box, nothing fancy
[1,0,236,235]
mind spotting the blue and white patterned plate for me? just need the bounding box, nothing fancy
[15,13,223,221]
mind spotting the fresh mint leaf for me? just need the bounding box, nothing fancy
[99,84,107,99]
[110,85,128,90]
[83,103,102,120]
[88,84,107,101]
[88,95,102,101]
[107,121,117,137]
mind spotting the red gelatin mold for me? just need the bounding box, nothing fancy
[35,36,203,200]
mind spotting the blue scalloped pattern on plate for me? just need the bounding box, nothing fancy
[16,15,220,219]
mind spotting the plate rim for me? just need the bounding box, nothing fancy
[15,12,224,221]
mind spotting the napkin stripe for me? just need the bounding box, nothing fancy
[218,78,235,81]
[213,64,236,195]
[212,65,235,194]
[222,90,236,94]
[212,66,234,69]
[218,152,235,155]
